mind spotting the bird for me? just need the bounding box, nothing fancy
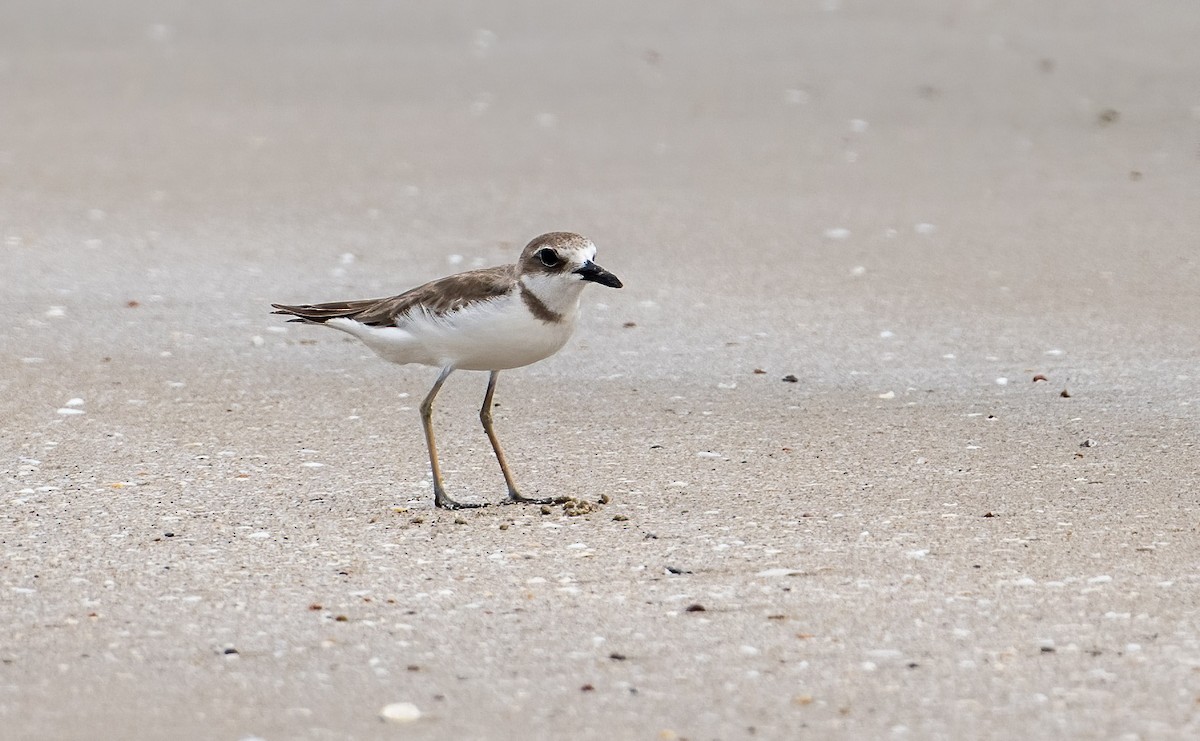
[271,232,623,509]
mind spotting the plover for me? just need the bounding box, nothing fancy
[272,232,623,509]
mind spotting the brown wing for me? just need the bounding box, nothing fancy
[272,265,517,327]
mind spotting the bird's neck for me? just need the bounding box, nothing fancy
[519,274,583,323]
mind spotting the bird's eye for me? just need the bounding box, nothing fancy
[537,248,560,267]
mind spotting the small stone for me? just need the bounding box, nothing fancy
[612,514,629,522]
[782,374,799,383]
[564,499,600,516]
[540,505,552,515]
[454,516,467,525]
[379,702,422,724]
[580,683,595,692]
[598,493,611,505]
[684,603,706,613]
[1080,439,1098,448]
[1060,388,1072,398]
[498,523,509,530]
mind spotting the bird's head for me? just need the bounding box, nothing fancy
[518,232,622,289]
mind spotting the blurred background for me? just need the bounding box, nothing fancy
[3,0,1197,392]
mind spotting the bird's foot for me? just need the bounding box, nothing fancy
[434,490,489,510]
[504,490,568,506]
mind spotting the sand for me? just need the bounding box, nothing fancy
[3,1,1199,739]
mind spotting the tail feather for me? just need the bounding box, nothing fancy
[271,300,385,324]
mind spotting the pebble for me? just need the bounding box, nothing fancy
[379,702,422,724]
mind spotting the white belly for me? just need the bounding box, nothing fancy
[329,294,577,371]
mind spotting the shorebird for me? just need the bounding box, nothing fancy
[272,232,622,509]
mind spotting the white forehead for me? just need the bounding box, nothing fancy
[560,241,597,263]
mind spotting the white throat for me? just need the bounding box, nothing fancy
[520,273,585,320]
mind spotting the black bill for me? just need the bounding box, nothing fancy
[574,261,623,288]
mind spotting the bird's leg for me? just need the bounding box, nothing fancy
[480,371,563,505]
[420,366,482,510]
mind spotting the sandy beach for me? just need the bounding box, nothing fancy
[3,1,1199,738]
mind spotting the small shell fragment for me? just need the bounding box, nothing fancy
[380,702,422,724]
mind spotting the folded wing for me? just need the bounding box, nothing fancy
[272,265,518,327]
